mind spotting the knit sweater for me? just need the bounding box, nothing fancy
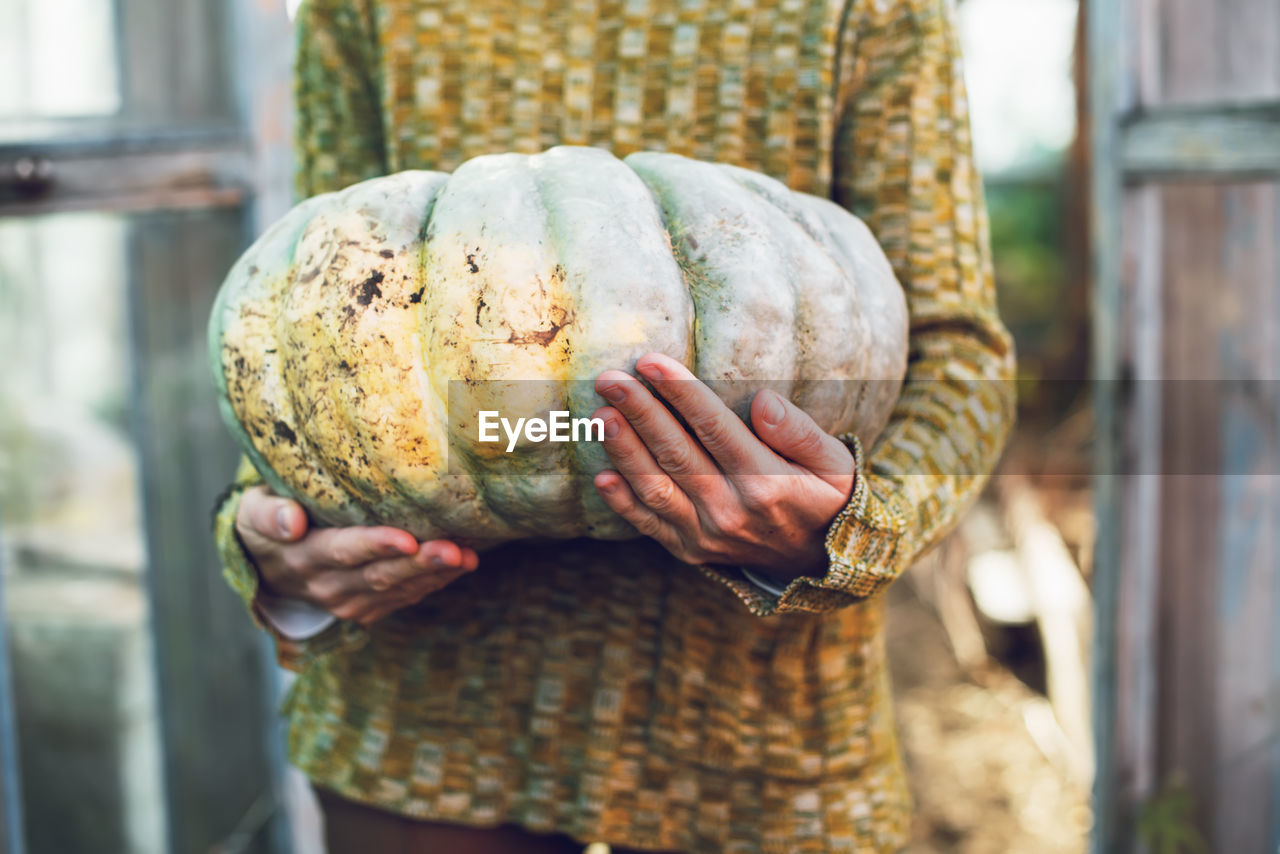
[213,0,1016,850]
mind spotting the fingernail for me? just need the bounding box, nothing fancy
[599,384,624,403]
[275,507,291,537]
[603,417,620,439]
[430,555,451,569]
[598,479,617,494]
[637,361,663,381]
[760,391,786,426]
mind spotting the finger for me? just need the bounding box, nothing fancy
[357,567,472,624]
[363,539,468,591]
[596,471,711,563]
[594,370,720,485]
[327,592,384,624]
[307,550,471,609]
[299,525,419,572]
[239,486,309,543]
[398,564,473,600]
[633,352,769,473]
[594,470,685,553]
[593,409,707,523]
[750,389,855,487]
[303,565,383,604]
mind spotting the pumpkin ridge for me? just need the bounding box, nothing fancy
[222,192,373,525]
[627,151,799,424]
[275,182,403,524]
[431,153,579,539]
[712,163,869,430]
[527,149,591,534]
[330,172,455,534]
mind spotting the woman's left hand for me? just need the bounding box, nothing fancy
[593,352,857,583]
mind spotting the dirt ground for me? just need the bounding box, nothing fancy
[886,577,1091,854]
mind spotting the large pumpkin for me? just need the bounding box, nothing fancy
[210,146,908,545]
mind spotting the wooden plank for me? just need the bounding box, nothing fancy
[1201,182,1279,854]
[0,141,251,212]
[1085,0,1136,849]
[0,128,245,158]
[115,0,235,127]
[1203,185,1274,854]
[1158,0,1280,107]
[1122,103,1280,178]
[998,477,1094,784]
[1152,179,1280,854]
[1156,185,1225,845]
[1149,0,1280,850]
[1114,183,1161,833]
[0,187,245,218]
[172,0,235,124]
[0,517,27,854]
[224,0,302,847]
[128,207,277,854]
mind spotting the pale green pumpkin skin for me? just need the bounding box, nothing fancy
[209,146,908,545]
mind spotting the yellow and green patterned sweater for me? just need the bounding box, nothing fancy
[213,0,1016,849]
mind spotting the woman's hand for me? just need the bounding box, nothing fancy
[235,487,479,626]
[592,352,856,584]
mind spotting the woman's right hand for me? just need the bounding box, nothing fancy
[235,486,479,626]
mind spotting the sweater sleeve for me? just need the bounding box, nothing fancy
[212,0,389,669]
[292,0,389,198]
[700,0,1016,616]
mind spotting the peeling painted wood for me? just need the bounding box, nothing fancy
[1122,102,1280,179]
[1092,0,1280,852]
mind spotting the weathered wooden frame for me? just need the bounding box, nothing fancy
[1088,0,1280,851]
[1122,102,1280,179]
[0,0,296,851]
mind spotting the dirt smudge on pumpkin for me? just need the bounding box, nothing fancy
[379,249,395,258]
[273,419,297,444]
[356,271,384,305]
[340,304,358,330]
[465,250,480,273]
[507,305,574,347]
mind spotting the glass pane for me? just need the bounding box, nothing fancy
[0,214,143,570]
[0,0,122,120]
[0,0,234,142]
[0,204,274,853]
[0,212,165,853]
[130,206,277,853]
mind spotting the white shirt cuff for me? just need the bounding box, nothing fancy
[740,567,788,597]
[257,594,337,641]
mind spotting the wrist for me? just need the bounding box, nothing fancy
[741,566,789,596]
[746,538,829,587]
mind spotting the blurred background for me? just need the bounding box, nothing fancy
[0,0,1276,852]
